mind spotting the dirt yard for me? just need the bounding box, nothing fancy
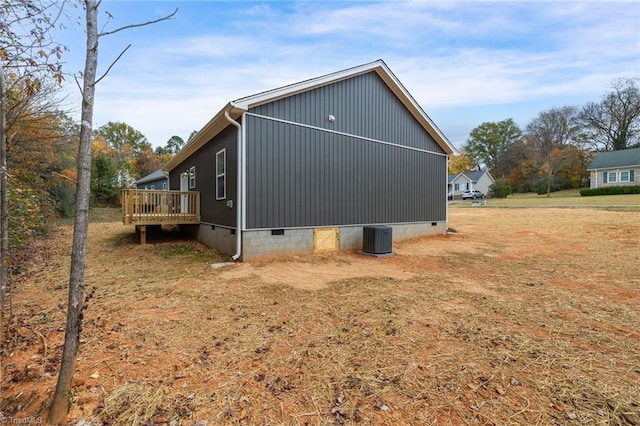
[2,206,639,425]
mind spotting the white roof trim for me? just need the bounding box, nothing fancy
[166,60,455,172]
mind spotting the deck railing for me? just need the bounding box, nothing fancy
[122,189,200,225]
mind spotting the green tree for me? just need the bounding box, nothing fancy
[95,121,149,186]
[464,119,522,178]
[90,154,119,204]
[580,78,640,151]
[166,134,185,154]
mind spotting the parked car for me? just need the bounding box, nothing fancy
[462,190,484,200]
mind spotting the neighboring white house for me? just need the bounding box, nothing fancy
[448,170,495,199]
[586,147,640,189]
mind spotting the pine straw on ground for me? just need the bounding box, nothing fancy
[2,207,639,425]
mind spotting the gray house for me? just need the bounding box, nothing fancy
[587,148,640,189]
[164,60,456,261]
[448,170,494,199]
[135,170,168,190]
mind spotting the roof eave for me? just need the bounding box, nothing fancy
[165,103,245,172]
[233,59,457,156]
[587,163,640,171]
[166,60,457,172]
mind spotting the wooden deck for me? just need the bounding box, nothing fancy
[121,189,200,243]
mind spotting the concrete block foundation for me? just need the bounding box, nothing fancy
[186,221,447,261]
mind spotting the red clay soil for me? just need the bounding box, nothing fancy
[2,206,639,425]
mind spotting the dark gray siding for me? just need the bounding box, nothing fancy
[250,72,442,153]
[245,115,446,229]
[169,125,238,227]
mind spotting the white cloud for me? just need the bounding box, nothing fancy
[58,1,639,148]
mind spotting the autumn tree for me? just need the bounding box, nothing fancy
[537,146,586,196]
[464,118,522,178]
[580,78,640,151]
[448,150,477,174]
[95,121,149,186]
[48,3,177,422]
[0,0,67,343]
[132,141,162,180]
[503,140,538,192]
[525,107,583,196]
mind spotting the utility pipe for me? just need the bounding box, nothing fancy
[224,109,243,260]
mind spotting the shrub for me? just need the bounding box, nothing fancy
[8,185,48,254]
[489,178,512,198]
[580,185,640,196]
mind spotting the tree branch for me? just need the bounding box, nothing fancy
[94,44,130,86]
[99,8,178,37]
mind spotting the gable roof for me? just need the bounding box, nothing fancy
[166,60,456,172]
[135,169,168,185]
[587,147,640,170]
[448,170,493,184]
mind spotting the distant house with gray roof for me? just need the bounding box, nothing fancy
[135,170,168,190]
[448,170,494,199]
[586,148,640,189]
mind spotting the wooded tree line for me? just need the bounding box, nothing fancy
[450,78,640,194]
[1,1,638,422]
[1,75,189,245]
[2,0,178,421]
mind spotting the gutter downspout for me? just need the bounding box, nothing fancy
[224,109,242,260]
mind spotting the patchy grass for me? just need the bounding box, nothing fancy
[3,208,639,425]
[454,189,640,208]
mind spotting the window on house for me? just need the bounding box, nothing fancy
[162,182,167,190]
[620,170,630,182]
[150,184,154,190]
[189,166,196,189]
[454,182,468,191]
[607,171,617,183]
[216,149,226,200]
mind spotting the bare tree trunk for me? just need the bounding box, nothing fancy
[0,61,7,345]
[48,0,99,422]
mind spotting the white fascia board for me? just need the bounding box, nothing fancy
[165,103,245,172]
[232,60,386,109]
[167,59,457,171]
[233,59,457,155]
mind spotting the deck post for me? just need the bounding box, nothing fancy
[137,225,147,245]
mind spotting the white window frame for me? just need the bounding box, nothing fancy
[620,170,630,182]
[607,171,617,183]
[216,149,226,200]
[454,182,468,191]
[189,166,196,189]
[162,182,167,190]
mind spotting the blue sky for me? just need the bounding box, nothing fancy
[57,1,640,150]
